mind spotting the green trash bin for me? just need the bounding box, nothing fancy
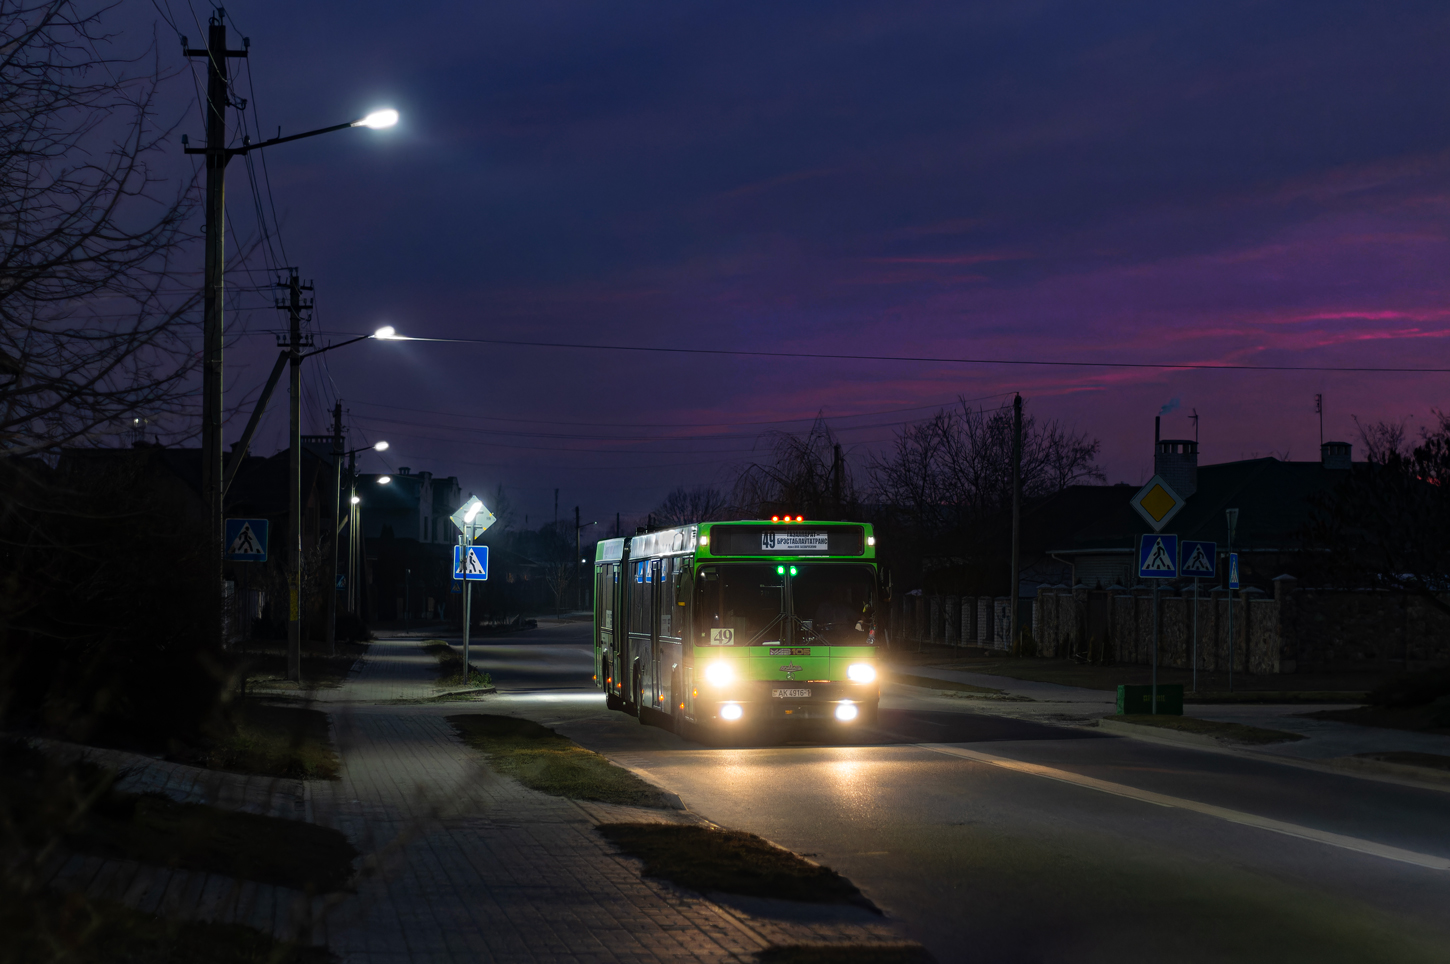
[1117,684,1183,715]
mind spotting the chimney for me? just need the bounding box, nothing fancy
[1321,441,1351,471]
[398,466,411,475]
[1155,438,1198,498]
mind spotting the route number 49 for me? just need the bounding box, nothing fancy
[710,629,735,646]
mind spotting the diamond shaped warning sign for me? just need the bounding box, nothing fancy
[1129,475,1186,532]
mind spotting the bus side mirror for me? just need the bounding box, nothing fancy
[879,566,893,604]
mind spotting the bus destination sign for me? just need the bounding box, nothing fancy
[761,531,829,552]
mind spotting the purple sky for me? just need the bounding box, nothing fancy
[177,0,1450,526]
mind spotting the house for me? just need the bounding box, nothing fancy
[356,467,461,545]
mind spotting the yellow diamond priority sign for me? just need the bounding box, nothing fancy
[1130,475,1186,532]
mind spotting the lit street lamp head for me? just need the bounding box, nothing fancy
[373,440,389,451]
[373,325,397,339]
[377,475,392,484]
[354,109,399,129]
[350,495,361,505]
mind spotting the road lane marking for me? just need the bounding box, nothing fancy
[919,743,1450,872]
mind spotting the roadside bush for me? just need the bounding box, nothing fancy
[1367,669,1450,709]
[0,456,233,749]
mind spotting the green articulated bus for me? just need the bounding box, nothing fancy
[592,519,887,738]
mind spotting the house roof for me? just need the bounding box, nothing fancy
[1049,457,1356,554]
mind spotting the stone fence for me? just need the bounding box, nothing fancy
[889,577,1450,672]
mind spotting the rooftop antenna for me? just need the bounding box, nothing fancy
[1190,408,1199,444]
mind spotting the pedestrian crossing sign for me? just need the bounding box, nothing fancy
[1138,533,1178,579]
[1180,540,1217,577]
[453,545,489,581]
[225,518,268,561]
[1228,552,1239,589]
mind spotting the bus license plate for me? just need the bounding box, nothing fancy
[772,688,811,698]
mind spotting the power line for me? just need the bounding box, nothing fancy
[364,332,1450,374]
[345,391,1017,432]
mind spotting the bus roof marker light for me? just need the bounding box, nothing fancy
[867,536,876,546]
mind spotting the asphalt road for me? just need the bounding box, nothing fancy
[467,620,1450,964]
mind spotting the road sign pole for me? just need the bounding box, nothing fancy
[460,530,471,684]
[1192,577,1199,694]
[1151,583,1158,715]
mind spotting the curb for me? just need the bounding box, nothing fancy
[1325,755,1450,788]
[1097,717,1231,748]
[609,760,686,810]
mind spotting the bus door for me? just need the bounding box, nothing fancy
[628,558,655,709]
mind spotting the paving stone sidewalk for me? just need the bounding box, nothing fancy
[314,635,913,963]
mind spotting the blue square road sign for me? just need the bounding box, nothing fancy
[1180,540,1217,578]
[225,518,269,561]
[1138,533,1178,579]
[1228,552,1240,589]
[453,545,489,581]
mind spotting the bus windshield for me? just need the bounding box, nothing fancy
[694,564,785,646]
[694,563,875,646]
[791,564,876,645]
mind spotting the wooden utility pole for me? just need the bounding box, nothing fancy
[325,401,343,656]
[1009,394,1023,652]
[279,270,313,681]
[186,18,247,644]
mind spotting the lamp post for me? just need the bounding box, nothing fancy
[574,508,596,611]
[450,496,497,687]
[186,17,400,646]
[332,439,388,654]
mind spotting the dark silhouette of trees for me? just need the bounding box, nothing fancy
[652,485,729,526]
[0,1,199,459]
[1311,412,1450,616]
[732,416,859,520]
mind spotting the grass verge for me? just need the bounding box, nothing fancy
[599,823,875,909]
[1106,714,1307,745]
[1353,750,1450,772]
[1303,704,1450,735]
[1186,691,1369,704]
[3,741,357,892]
[177,699,340,780]
[891,674,1009,697]
[757,946,936,964]
[447,715,675,807]
[0,884,333,964]
[423,641,493,688]
[244,640,368,690]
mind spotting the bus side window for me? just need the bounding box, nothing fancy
[657,558,675,637]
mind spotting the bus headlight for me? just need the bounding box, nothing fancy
[720,702,744,721]
[704,661,735,686]
[835,702,859,721]
[847,663,876,683]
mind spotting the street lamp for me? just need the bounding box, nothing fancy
[187,17,404,653]
[332,439,390,653]
[450,495,497,686]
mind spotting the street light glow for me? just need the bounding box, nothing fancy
[350,495,361,504]
[377,475,392,484]
[374,440,389,451]
[354,109,399,129]
[464,502,482,523]
[373,326,396,339]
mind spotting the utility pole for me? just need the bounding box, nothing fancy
[1008,394,1023,653]
[186,17,248,645]
[1226,508,1239,693]
[1315,394,1324,447]
[278,269,313,682]
[325,401,343,657]
[575,506,582,610]
[347,448,359,614]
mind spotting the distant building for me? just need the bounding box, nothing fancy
[1043,437,1357,589]
[356,467,462,545]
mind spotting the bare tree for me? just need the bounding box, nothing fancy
[0,1,199,459]
[1352,415,1409,462]
[870,397,1104,532]
[732,415,859,519]
[652,485,729,526]
[1311,411,1450,616]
